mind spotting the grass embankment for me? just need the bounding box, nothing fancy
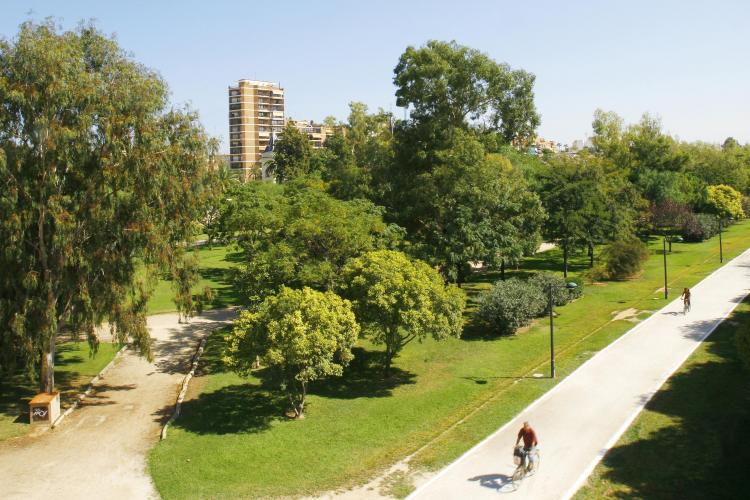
[145,244,244,314]
[575,296,750,500]
[0,342,120,442]
[148,221,750,499]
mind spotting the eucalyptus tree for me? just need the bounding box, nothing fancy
[0,21,214,390]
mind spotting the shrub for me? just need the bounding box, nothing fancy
[528,272,582,311]
[601,238,649,280]
[681,213,720,242]
[478,278,546,335]
[742,196,750,220]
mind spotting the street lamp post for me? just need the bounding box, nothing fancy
[663,237,668,300]
[719,218,723,263]
[549,285,555,379]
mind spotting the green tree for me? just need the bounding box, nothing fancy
[203,162,239,246]
[590,111,704,205]
[536,154,640,276]
[0,22,213,390]
[706,184,745,219]
[267,122,313,183]
[681,142,750,195]
[319,131,370,200]
[220,181,401,303]
[343,102,395,203]
[393,40,540,144]
[390,128,545,283]
[225,286,359,418]
[340,250,465,375]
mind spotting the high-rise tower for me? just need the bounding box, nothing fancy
[228,80,285,179]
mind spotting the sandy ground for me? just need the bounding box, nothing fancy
[407,247,750,500]
[0,309,235,500]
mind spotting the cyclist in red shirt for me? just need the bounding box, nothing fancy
[514,421,539,471]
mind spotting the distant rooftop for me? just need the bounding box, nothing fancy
[235,79,281,87]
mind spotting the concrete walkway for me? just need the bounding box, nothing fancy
[0,309,235,500]
[409,248,750,500]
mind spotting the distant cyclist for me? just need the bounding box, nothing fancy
[681,287,691,314]
[514,421,539,471]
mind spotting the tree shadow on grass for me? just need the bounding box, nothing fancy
[591,307,750,499]
[0,365,81,426]
[199,265,245,309]
[168,384,286,435]
[308,347,416,399]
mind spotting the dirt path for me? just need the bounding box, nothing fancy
[0,309,235,500]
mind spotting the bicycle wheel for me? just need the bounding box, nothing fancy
[528,451,540,476]
[511,465,526,487]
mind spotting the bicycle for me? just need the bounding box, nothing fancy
[683,299,691,315]
[511,445,540,488]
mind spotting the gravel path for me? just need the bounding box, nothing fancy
[0,309,235,500]
[408,247,750,500]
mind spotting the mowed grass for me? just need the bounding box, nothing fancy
[145,244,244,314]
[148,221,750,498]
[0,341,120,442]
[575,297,750,500]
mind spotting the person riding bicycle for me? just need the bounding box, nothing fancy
[514,421,539,471]
[681,287,691,313]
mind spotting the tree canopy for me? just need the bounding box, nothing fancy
[340,250,465,375]
[219,181,402,304]
[706,184,745,219]
[534,153,642,275]
[394,40,540,144]
[225,286,359,418]
[0,21,214,391]
[267,122,314,183]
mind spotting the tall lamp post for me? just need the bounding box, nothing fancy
[549,281,578,379]
[719,218,723,263]
[662,237,668,300]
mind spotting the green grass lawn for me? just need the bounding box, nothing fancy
[575,297,750,500]
[148,221,750,499]
[0,341,120,442]
[145,244,244,314]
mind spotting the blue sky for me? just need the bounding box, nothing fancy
[2,0,749,152]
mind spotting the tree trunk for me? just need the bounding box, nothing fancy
[588,243,594,268]
[500,259,506,280]
[563,241,569,278]
[40,334,55,393]
[296,381,306,418]
[384,334,395,378]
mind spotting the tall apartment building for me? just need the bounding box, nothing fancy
[228,80,285,178]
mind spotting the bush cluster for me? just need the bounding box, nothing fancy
[478,272,581,336]
[600,238,650,280]
[681,213,720,242]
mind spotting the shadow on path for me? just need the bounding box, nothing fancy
[469,472,517,493]
[590,306,750,499]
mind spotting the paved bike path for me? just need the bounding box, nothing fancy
[0,309,235,500]
[409,247,750,500]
